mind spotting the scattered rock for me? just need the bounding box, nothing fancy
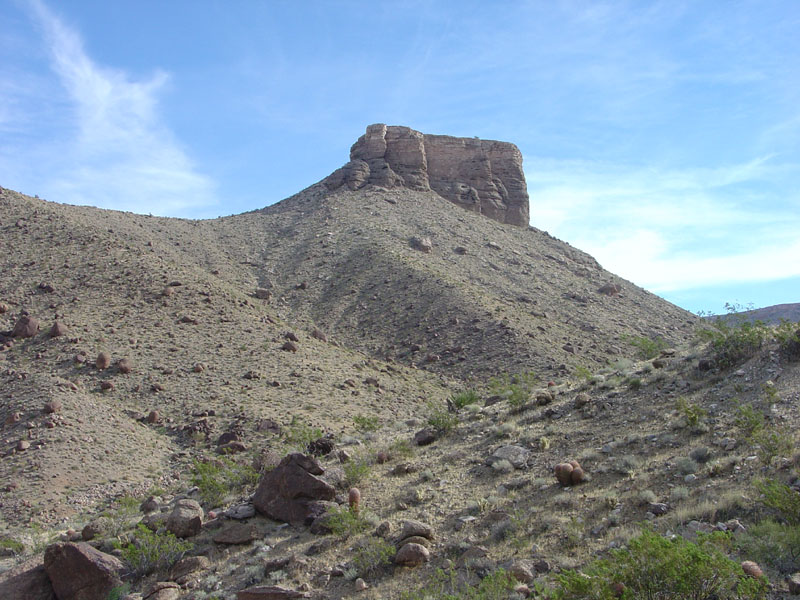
[411,237,433,253]
[0,555,56,600]
[281,340,298,352]
[213,523,258,545]
[95,352,111,370]
[237,585,310,600]
[12,316,40,338]
[43,399,62,414]
[395,542,429,567]
[99,381,115,392]
[166,499,204,538]
[307,436,335,457]
[145,410,160,424]
[487,445,531,469]
[400,520,434,540]
[49,322,67,338]
[43,542,124,600]
[225,503,256,520]
[310,328,328,342]
[117,358,133,374]
[142,581,181,600]
[598,283,622,296]
[252,453,336,524]
[554,460,586,486]
[354,578,368,591]
[414,428,436,446]
[255,288,272,300]
[574,392,591,408]
[169,555,210,584]
[140,496,160,514]
[16,440,30,451]
[786,573,800,594]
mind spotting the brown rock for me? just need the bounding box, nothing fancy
[285,331,299,342]
[598,283,622,296]
[786,572,800,594]
[95,352,111,370]
[213,522,258,545]
[0,302,8,314]
[395,542,429,566]
[412,237,433,253]
[414,428,436,446]
[255,288,272,300]
[400,519,434,540]
[143,581,181,600]
[348,487,361,512]
[0,555,56,600]
[117,358,133,374]
[169,555,211,583]
[99,381,115,392]
[146,410,160,423]
[12,316,40,338]
[554,462,574,486]
[252,453,335,524]
[237,586,310,600]
[327,124,529,227]
[49,322,67,338]
[166,499,204,538]
[16,440,30,451]
[43,399,62,414]
[310,328,328,342]
[6,411,21,425]
[281,340,298,352]
[574,392,591,408]
[43,542,124,600]
[397,535,431,548]
[570,466,586,484]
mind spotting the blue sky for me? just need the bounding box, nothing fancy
[1,1,799,315]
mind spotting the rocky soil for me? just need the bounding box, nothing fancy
[0,168,798,599]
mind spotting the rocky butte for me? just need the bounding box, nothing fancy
[324,123,530,227]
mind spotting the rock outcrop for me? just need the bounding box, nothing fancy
[324,124,530,227]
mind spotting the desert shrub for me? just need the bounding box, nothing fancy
[755,479,800,525]
[623,335,668,360]
[283,416,323,452]
[676,457,699,475]
[574,365,593,382]
[388,438,414,459]
[676,397,707,428]
[400,567,516,600]
[751,427,793,466]
[326,505,371,538]
[114,524,192,576]
[489,371,537,409]
[427,403,459,434]
[451,389,481,409]
[353,414,380,432]
[0,537,24,556]
[625,377,642,390]
[738,519,800,574]
[735,403,765,438]
[343,456,371,487]
[775,320,800,358]
[697,314,769,370]
[350,537,396,576]
[545,529,767,599]
[101,495,141,538]
[191,458,259,507]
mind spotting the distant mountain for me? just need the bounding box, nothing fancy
[705,303,800,325]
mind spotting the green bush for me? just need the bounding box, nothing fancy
[751,427,793,466]
[191,458,259,507]
[114,524,192,576]
[775,320,800,359]
[0,537,24,556]
[623,335,668,360]
[545,529,766,599]
[400,567,517,600]
[734,403,765,438]
[755,479,800,525]
[427,403,459,434]
[326,505,371,538]
[343,456,371,487]
[351,537,396,576]
[101,495,141,538]
[488,372,537,409]
[353,414,380,432]
[676,397,706,428]
[697,317,769,370]
[738,519,800,574]
[283,416,323,452]
[451,389,481,409]
[388,438,414,459]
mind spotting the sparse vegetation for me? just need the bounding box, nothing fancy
[114,523,193,576]
[283,416,323,452]
[325,505,371,538]
[451,389,481,409]
[191,458,259,507]
[676,396,707,428]
[623,334,668,360]
[343,455,371,487]
[353,414,380,432]
[350,537,396,576]
[544,528,767,599]
[697,306,770,370]
[400,567,516,600]
[427,402,459,434]
[488,371,538,409]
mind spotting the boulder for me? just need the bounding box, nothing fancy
[237,586,310,600]
[11,316,39,338]
[0,555,56,600]
[487,445,531,469]
[166,499,204,538]
[213,522,259,545]
[43,542,124,600]
[395,542,429,567]
[143,581,181,600]
[252,453,335,524]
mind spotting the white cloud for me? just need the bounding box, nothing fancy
[528,157,800,293]
[15,0,216,216]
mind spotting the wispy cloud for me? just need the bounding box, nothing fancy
[7,0,215,216]
[528,157,800,292]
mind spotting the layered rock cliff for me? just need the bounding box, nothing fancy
[324,124,530,227]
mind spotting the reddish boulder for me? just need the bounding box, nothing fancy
[12,316,40,338]
[43,542,124,600]
[95,352,111,370]
[49,322,67,338]
[252,453,335,524]
[0,555,56,600]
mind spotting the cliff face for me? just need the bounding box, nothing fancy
[324,124,530,227]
